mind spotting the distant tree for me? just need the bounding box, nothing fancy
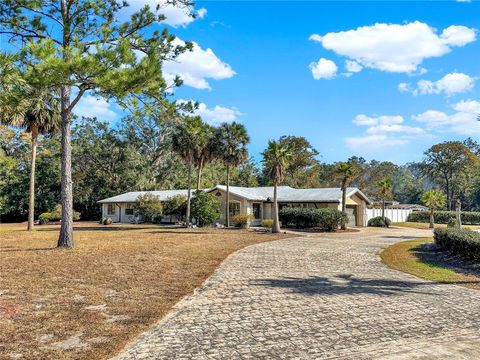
[420,141,479,210]
[0,0,191,247]
[335,161,358,229]
[378,178,393,227]
[134,193,163,223]
[0,54,60,230]
[278,136,320,187]
[172,116,205,227]
[421,190,446,229]
[262,140,293,233]
[215,122,249,227]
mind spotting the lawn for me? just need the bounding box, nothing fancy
[0,222,291,360]
[381,237,480,290]
[392,222,480,230]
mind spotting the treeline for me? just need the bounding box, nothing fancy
[2,114,480,222]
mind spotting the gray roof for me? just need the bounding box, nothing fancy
[211,185,370,204]
[98,189,189,203]
[99,186,371,204]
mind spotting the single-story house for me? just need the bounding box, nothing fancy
[98,186,371,227]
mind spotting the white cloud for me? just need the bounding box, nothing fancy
[179,100,243,124]
[413,99,480,135]
[345,134,409,149]
[124,0,207,28]
[74,95,118,121]
[309,21,476,74]
[345,60,363,73]
[401,72,475,96]
[309,58,338,80]
[346,113,424,150]
[164,39,235,90]
[398,82,410,92]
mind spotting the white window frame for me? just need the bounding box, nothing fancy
[229,201,241,217]
[125,203,134,216]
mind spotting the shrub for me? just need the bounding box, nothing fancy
[190,191,221,227]
[434,228,480,262]
[368,216,392,227]
[73,211,81,221]
[279,207,347,232]
[102,217,113,225]
[232,214,254,228]
[447,218,457,229]
[38,212,51,225]
[134,193,163,223]
[163,195,187,221]
[261,219,274,229]
[407,211,480,225]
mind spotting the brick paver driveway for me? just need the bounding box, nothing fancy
[116,227,480,359]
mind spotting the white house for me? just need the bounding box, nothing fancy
[98,186,371,226]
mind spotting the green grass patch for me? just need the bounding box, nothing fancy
[380,237,480,290]
[392,222,480,230]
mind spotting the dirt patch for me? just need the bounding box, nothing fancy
[0,222,291,359]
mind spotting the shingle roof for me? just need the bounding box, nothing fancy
[98,190,190,203]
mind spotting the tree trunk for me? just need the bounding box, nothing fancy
[57,85,74,248]
[225,165,230,227]
[27,131,38,231]
[429,209,434,229]
[186,161,192,228]
[382,198,386,227]
[341,179,347,230]
[272,183,280,233]
[456,199,462,231]
[196,159,203,191]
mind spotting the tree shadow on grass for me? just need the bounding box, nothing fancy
[412,242,480,279]
[251,273,480,297]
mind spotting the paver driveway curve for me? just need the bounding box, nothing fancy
[115,227,480,359]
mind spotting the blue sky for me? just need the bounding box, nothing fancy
[10,0,480,164]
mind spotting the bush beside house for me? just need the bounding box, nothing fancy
[190,191,221,227]
[133,193,163,223]
[434,228,480,262]
[232,214,254,228]
[368,216,391,227]
[408,211,480,225]
[279,208,347,232]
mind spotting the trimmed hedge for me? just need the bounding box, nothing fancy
[368,216,391,227]
[279,207,347,232]
[407,211,480,225]
[434,228,480,262]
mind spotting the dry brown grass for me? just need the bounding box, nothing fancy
[0,222,291,360]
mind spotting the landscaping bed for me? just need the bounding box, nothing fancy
[0,222,291,360]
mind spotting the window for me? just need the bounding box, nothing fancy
[107,204,115,215]
[229,202,240,217]
[125,204,134,215]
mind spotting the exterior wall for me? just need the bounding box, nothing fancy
[102,202,179,224]
[209,190,248,224]
[348,193,366,226]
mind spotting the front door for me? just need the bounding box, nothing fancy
[252,203,262,225]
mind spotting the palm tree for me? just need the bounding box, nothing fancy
[421,190,446,229]
[172,116,205,227]
[0,54,60,230]
[262,140,293,233]
[378,178,392,227]
[335,161,357,230]
[215,122,249,227]
[193,122,216,191]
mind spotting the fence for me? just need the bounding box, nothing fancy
[364,208,413,225]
